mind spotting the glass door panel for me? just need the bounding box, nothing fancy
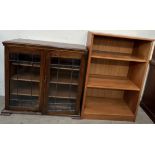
[9,52,41,110]
[47,57,81,114]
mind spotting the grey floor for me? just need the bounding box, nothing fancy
[0,96,153,124]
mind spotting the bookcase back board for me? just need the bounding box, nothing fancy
[3,39,87,116]
[81,32,154,121]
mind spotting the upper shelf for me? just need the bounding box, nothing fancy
[51,64,80,71]
[87,74,140,91]
[91,50,147,62]
[12,62,40,67]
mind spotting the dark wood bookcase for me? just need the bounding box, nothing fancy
[81,32,154,121]
[141,48,155,123]
[3,39,87,116]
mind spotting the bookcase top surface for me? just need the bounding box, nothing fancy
[3,39,87,51]
[90,31,155,41]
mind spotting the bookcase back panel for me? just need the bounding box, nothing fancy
[133,41,153,60]
[93,36,134,54]
[90,59,129,77]
[87,88,124,99]
[128,62,147,88]
[124,90,140,113]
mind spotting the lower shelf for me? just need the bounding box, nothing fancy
[48,104,76,112]
[82,97,135,121]
[48,98,76,112]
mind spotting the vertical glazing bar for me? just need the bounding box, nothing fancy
[17,53,19,105]
[69,59,73,102]
[31,54,33,106]
[55,57,59,106]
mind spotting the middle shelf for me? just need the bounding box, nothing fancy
[11,72,78,85]
[87,74,140,91]
[88,58,146,91]
[10,81,77,99]
[11,61,79,85]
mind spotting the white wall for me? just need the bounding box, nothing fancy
[0,30,155,96]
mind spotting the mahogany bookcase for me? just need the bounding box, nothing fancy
[3,39,87,117]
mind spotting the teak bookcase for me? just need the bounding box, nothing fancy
[81,32,154,121]
[3,39,87,116]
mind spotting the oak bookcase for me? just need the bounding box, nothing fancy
[3,39,87,116]
[81,32,154,121]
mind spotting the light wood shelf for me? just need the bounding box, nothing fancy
[87,75,140,91]
[83,96,134,120]
[92,50,147,62]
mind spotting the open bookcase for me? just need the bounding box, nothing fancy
[81,32,154,121]
[3,39,86,116]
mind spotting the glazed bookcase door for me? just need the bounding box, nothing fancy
[45,50,83,115]
[5,47,43,112]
